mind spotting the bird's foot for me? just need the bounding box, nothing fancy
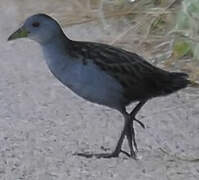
[74,149,133,159]
[74,152,118,158]
[130,115,145,152]
[73,114,144,159]
[125,120,137,158]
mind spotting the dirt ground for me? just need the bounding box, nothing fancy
[1,0,199,179]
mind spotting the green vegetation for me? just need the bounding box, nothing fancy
[174,0,199,60]
[173,39,193,58]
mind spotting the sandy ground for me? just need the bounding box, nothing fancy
[1,1,199,180]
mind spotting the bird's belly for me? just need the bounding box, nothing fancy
[48,60,124,109]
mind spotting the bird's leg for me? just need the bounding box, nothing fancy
[74,101,147,159]
[110,100,146,158]
[126,100,147,155]
[74,116,128,158]
[122,112,136,158]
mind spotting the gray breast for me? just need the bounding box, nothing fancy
[43,46,124,109]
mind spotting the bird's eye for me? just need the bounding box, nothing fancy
[32,22,40,27]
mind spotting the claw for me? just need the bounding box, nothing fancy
[120,150,131,157]
[133,118,145,129]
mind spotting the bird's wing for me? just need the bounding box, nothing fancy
[69,41,167,101]
[70,41,155,68]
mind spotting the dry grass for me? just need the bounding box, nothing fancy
[15,0,199,79]
[56,1,197,70]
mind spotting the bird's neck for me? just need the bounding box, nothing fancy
[41,32,71,57]
[42,31,70,48]
[41,33,74,71]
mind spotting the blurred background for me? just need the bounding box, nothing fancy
[1,0,199,180]
[2,0,199,79]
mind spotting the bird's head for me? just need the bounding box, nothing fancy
[8,14,63,44]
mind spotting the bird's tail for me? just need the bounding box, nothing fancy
[161,72,190,95]
[171,72,190,89]
[171,72,199,88]
[188,80,199,88]
[151,71,199,97]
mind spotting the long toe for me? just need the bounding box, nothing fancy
[125,123,137,158]
[132,127,138,153]
[74,151,120,158]
[134,118,145,129]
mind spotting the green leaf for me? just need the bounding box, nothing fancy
[173,40,192,58]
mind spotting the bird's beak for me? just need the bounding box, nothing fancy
[8,26,29,41]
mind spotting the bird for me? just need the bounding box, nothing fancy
[8,13,192,159]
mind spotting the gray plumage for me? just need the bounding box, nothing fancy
[8,14,190,158]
